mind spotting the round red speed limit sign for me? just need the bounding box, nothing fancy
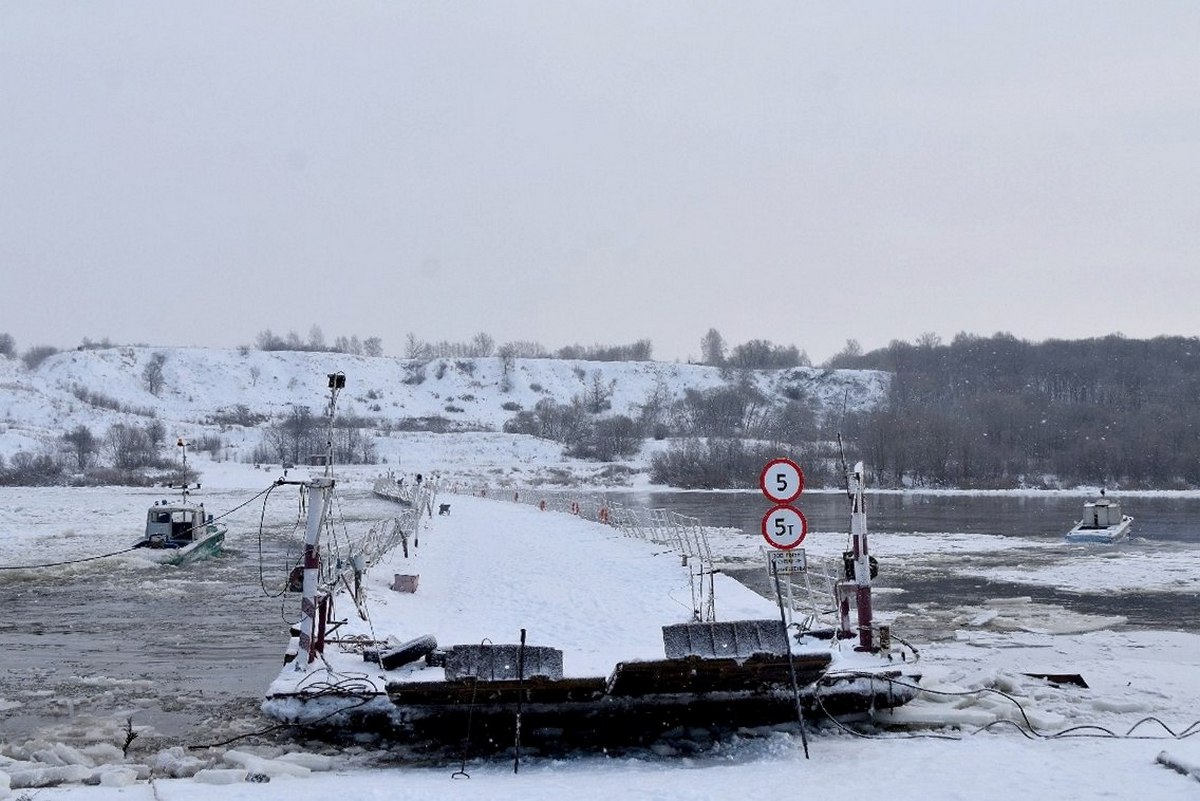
[760,458,804,504]
[761,504,808,550]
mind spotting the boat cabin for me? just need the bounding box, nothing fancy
[145,501,209,546]
[1080,497,1124,529]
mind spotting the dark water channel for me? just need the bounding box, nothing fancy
[0,489,397,750]
[603,490,1200,635]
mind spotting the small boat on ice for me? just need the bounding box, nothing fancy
[1065,490,1132,544]
[131,438,226,565]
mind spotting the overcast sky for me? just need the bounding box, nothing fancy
[2,2,1197,363]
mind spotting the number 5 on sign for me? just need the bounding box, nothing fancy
[761,505,808,550]
[759,457,804,504]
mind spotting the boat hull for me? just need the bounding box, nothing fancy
[1064,516,1132,544]
[134,528,226,565]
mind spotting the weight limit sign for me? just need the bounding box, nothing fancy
[761,504,808,550]
[759,457,804,504]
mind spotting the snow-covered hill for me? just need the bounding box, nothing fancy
[0,347,889,486]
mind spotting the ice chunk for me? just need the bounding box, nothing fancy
[967,610,999,627]
[9,763,92,788]
[193,768,248,785]
[32,742,95,768]
[1092,697,1150,714]
[153,746,208,778]
[223,749,311,778]
[81,743,124,764]
[98,767,138,787]
[277,752,334,771]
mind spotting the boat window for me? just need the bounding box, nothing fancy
[171,512,193,540]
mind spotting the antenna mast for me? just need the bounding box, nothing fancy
[324,372,345,477]
[290,372,345,670]
[177,437,190,503]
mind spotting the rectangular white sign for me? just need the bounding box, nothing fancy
[767,548,807,575]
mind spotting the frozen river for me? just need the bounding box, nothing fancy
[609,490,1200,632]
[1,483,1198,755]
[0,482,402,750]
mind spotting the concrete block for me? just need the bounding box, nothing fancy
[662,619,788,659]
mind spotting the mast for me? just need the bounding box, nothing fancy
[177,437,189,504]
[291,373,344,670]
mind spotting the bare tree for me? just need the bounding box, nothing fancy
[142,352,168,395]
[824,338,864,368]
[700,328,726,366]
[405,333,429,359]
[727,339,801,369]
[498,343,517,393]
[105,423,154,470]
[916,331,942,349]
[471,332,495,358]
[146,419,167,451]
[583,370,614,413]
[62,425,98,471]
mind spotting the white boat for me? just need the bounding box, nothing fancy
[1065,490,1132,544]
[133,495,227,565]
[131,439,226,565]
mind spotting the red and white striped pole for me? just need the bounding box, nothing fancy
[849,462,874,652]
[295,477,333,669]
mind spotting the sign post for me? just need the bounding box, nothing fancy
[758,459,808,625]
[758,457,811,759]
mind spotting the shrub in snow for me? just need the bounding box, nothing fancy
[21,345,58,370]
[402,363,426,385]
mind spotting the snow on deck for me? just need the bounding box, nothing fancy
[265,491,888,708]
